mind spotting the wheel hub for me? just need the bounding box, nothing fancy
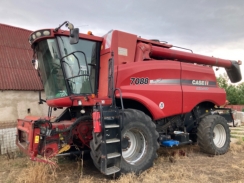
[122,129,147,164]
[213,124,226,148]
[122,136,131,150]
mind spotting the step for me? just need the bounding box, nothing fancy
[106,138,120,144]
[103,110,118,115]
[107,152,121,159]
[103,116,118,120]
[105,166,120,175]
[105,124,120,128]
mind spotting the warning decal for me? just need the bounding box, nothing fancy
[34,135,39,143]
[118,47,128,56]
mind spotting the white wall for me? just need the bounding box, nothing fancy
[0,90,65,154]
[0,90,64,123]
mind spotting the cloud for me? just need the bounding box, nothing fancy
[1,0,243,81]
[1,1,243,43]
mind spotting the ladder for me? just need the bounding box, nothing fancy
[100,105,122,175]
[99,51,124,175]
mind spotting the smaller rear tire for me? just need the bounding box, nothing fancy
[197,115,230,155]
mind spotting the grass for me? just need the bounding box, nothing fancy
[1,141,244,183]
[230,132,244,135]
[230,124,244,141]
[230,129,244,131]
[230,137,244,154]
[15,162,57,183]
[231,135,244,141]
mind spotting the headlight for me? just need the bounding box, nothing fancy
[28,29,51,45]
[43,30,50,36]
[36,32,41,37]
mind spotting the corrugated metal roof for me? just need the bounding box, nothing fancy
[0,23,43,90]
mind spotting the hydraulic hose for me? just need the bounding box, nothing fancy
[52,115,91,134]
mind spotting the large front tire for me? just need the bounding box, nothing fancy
[197,115,230,155]
[120,109,159,174]
[90,109,159,175]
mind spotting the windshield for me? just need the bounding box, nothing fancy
[35,39,68,99]
[57,36,97,94]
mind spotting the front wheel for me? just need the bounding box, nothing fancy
[120,109,159,174]
[197,115,230,155]
[90,109,159,175]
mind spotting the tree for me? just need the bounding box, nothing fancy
[216,74,241,105]
[216,74,228,89]
[236,82,244,104]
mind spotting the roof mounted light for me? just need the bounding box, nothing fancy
[28,29,51,45]
[87,31,93,35]
[43,30,50,36]
[36,32,41,37]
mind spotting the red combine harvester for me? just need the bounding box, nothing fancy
[16,21,242,175]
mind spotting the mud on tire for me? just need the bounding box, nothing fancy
[197,114,230,155]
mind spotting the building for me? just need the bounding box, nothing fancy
[0,23,62,154]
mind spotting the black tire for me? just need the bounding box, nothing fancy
[90,109,159,175]
[197,115,230,155]
[90,131,102,170]
[120,109,159,174]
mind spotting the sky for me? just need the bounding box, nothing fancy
[1,0,244,82]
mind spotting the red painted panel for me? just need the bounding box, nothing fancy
[99,30,138,98]
[181,62,226,113]
[110,30,137,65]
[16,119,35,155]
[151,45,232,68]
[116,60,182,120]
[98,53,110,97]
[46,97,72,107]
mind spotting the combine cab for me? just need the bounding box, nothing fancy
[16,21,242,176]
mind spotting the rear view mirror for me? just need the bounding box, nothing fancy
[70,28,79,44]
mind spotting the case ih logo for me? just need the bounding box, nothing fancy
[192,80,209,86]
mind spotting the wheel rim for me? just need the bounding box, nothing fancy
[122,129,147,164]
[213,124,226,148]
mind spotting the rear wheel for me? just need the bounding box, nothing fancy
[197,115,230,155]
[90,109,159,175]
